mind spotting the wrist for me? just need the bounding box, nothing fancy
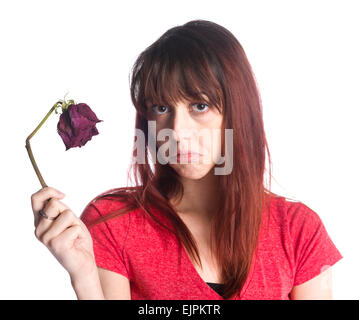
[70,269,104,300]
[70,266,98,285]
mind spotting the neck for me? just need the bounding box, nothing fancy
[170,169,220,221]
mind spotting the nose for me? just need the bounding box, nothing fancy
[171,106,193,142]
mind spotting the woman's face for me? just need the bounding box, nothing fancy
[146,94,224,180]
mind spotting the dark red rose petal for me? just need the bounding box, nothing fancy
[56,102,102,151]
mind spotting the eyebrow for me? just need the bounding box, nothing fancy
[145,93,209,104]
[144,100,154,108]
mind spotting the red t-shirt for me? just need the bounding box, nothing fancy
[80,194,343,300]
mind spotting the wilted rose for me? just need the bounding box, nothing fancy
[57,103,103,150]
[26,95,103,188]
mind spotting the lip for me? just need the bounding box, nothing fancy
[176,152,202,162]
[176,152,202,156]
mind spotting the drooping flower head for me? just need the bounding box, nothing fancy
[56,102,103,150]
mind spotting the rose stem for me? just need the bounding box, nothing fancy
[25,102,60,188]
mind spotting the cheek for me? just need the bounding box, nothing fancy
[198,129,222,164]
[210,131,223,163]
[211,116,224,160]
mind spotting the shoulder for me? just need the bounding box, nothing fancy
[266,195,343,263]
[265,195,322,234]
[79,188,151,257]
[262,195,328,253]
[80,197,128,226]
[80,187,143,232]
[79,187,161,235]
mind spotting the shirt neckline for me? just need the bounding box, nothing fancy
[147,204,258,299]
[180,242,258,300]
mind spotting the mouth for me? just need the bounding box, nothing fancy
[175,152,202,162]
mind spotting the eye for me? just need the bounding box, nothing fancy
[152,105,170,115]
[192,103,210,113]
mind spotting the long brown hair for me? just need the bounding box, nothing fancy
[86,19,281,299]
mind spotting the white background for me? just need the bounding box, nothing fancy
[0,0,357,299]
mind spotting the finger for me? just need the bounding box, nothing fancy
[35,197,70,231]
[31,186,65,213]
[77,218,92,238]
[38,209,90,246]
[31,187,66,225]
[48,225,88,255]
[36,209,78,246]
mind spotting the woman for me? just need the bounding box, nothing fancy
[30,20,343,300]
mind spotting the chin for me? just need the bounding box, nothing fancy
[169,163,214,180]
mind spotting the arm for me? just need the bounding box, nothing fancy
[78,201,131,299]
[289,267,333,300]
[70,269,105,300]
[97,267,131,299]
[30,187,106,300]
[70,267,131,300]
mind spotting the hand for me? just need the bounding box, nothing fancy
[31,186,97,280]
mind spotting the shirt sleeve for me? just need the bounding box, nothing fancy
[80,200,131,280]
[288,203,343,286]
